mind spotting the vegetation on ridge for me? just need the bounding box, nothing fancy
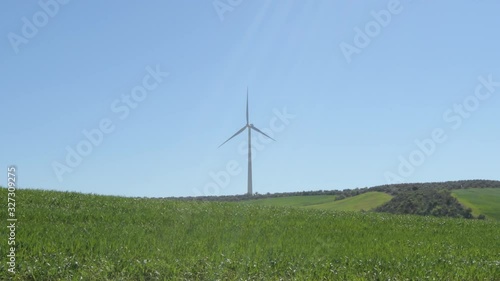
[375,189,473,219]
[176,180,500,220]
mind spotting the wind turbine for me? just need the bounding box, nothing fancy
[219,88,276,196]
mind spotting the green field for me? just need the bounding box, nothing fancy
[305,192,392,211]
[452,188,500,220]
[241,192,392,212]
[239,194,338,207]
[1,188,499,280]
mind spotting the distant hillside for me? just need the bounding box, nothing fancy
[371,181,500,220]
[173,179,500,202]
[239,195,338,207]
[368,180,500,196]
[452,188,500,220]
[183,180,500,220]
[240,192,392,212]
[305,192,392,211]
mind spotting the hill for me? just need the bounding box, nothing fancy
[198,180,500,220]
[305,192,392,211]
[0,187,499,280]
[239,194,338,207]
[241,192,392,212]
[452,188,500,220]
[171,180,500,202]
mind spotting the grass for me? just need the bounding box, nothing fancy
[239,194,337,207]
[241,192,392,212]
[1,187,499,280]
[452,188,500,220]
[305,192,392,211]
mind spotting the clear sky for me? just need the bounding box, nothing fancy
[1,1,499,197]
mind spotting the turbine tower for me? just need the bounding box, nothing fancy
[219,88,276,196]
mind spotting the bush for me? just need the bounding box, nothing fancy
[374,189,473,219]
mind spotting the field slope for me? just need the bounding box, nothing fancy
[305,191,392,211]
[452,188,500,220]
[241,192,392,212]
[239,194,337,207]
[1,187,499,280]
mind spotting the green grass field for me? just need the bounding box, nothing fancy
[452,188,500,220]
[1,187,499,280]
[239,194,338,207]
[241,192,392,212]
[305,192,392,211]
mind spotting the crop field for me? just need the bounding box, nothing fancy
[452,188,500,220]
[241,192,392,212]
[0,187,499,280]
[304,192,392,211]
[239,194,338,207]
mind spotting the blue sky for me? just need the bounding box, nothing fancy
[1,0,499,197]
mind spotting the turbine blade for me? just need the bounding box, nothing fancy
[218,126,247,148]
[246,87,249,125]
[251,126,276,141]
